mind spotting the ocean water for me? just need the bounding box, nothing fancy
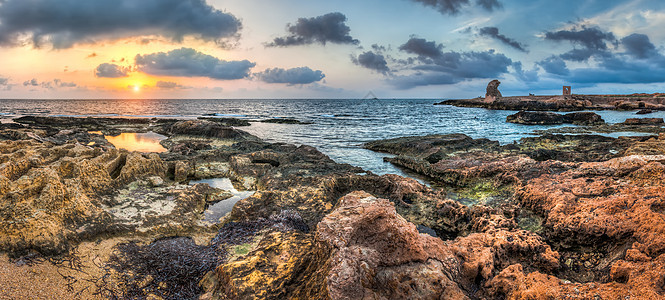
[1,99,661,176]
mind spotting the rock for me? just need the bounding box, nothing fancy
[174,161,190,183]
[197,117,251,127]
[259,118,312,125]
[439,94,665,112]
[485,79,502,102]
[562,112,605,125]
[364,134,500,162]
[507,111,565,125]
[147,176,164,187]
[636,109,654,115]
[622,118,664,125]
[317,191,467,299]
[506,111,605,125]
[168,120,256,140]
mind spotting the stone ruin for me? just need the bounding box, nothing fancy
[485,79,502,103]
[563,86,572,98]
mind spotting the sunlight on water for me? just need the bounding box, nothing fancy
[103,132,168,153]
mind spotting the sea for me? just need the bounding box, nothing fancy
[1,98,662,178]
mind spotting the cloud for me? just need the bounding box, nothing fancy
[558,48,599,62]
[476,0,502,11]
[352,51,390,74]
[135,48,255,80]
[409,0,502,15]
[155,81,189,89]
[53,79,76,88]
[478,27,527,52]
[621,33,657,59]
[394,37,512,88]
[0,77,11,90]
[95,63,129,78]
[539,31,665,85]
[23,78,39,87]
[267,12,359,47]
[544,26,616,50]
[0,0,242,49]
[537,56,570,76]
[544,26,616,62]
[512,62,539,82]
[23,78,76,89]
[398,37,444,60]
[255,67,325,85]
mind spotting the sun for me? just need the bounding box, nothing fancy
[133,85,140,92]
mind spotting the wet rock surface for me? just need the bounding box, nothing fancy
[2,115,665,299]
[363,132,665,299]
[622,117,665,125]
[506,111,605,125]
[259,118,312,124]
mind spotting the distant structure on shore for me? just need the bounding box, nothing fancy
[563,86,572,99]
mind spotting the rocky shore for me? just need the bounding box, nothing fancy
[437,94,665,111]
[1,116,665,299]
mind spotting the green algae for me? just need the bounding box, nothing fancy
[442,180,513,207]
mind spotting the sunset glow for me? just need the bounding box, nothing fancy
[0,0,664,99]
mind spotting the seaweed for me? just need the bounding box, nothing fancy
[96,237,221,300]
[94,209,308,299]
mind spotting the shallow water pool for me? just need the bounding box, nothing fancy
[100,132,168,153]
[189,178,256,223]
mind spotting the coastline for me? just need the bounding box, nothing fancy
[438,93,665,111]
[0,114,665,298]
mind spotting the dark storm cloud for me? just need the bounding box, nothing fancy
[544,26,616,62]
[476,0,502,11]
[544,26,615,50]
[135,48,255,80]
[558,48,598,62]
[255,67,325,85]
[95,63,129,78]
[621,33,657,59]
[540,32,665,84]
[478,27,527,52]
[352,51,390,74]
[0,0,242,49]
[398,37,444,59]
[409,0,501,15]
[267,12,359,47]
[537,56,570,76]
[394,37,512,89]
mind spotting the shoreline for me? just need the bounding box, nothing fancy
[438,93,665,111]
[1,116,665,298]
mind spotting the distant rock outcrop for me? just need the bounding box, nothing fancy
[485,79,502,102]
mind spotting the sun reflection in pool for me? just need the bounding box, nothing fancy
[102,132,168,153]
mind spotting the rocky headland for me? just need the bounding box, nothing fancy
[437,94,665,112]
[1,116,665,299]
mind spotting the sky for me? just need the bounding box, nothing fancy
[0,0,664,99]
